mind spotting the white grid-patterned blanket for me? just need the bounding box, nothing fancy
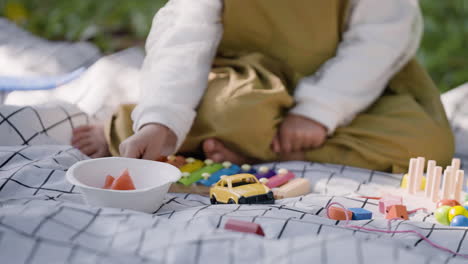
[1,101,468,264]
[1,144,467,264]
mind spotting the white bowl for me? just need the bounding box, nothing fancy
[66,157,181,213]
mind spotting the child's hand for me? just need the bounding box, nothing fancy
[119,123,177,160]
[272,114,327,154]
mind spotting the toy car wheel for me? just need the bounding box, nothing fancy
[228,199,236,204]
[210,196,218,204]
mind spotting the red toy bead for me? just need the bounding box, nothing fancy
[436,199,460,208]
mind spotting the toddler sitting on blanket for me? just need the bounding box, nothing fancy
[72,0,454,173]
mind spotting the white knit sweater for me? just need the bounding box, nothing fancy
[132,0,423,149]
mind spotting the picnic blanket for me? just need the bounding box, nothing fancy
[2,18,468,264]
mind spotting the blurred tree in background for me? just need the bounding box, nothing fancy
[1,0,467,91]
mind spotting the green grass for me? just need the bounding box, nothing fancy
[1,0,467,91]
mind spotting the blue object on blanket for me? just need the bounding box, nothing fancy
[348,208,373,220]
[198,164,241,187]
[0,67,86,91]
[450,215,468,227]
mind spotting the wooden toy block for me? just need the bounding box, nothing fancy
[378,195,402,214]
[455,170,465,203]
[273,178,311,199]
[328,206,353,221]
[431,166,443,202]
[198,162,241,187]
[407,158,418,194]
[178,159,223,186]
[224,219,265,236]
[425,160,436,198]
[385,205,408,220]
[264,169,295,189]
[348,208,372,220]
[255,166,276,179]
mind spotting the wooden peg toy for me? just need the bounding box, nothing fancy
[406,158,418,194]
[425,160,436,198]
[414,157,425,194]
[446,166,456,200]
[431,166,443,202]
[455,170,465,203]
[452,158,461,172]
[441,168,452,200]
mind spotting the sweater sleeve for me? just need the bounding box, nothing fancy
[290,0,423,134]
[131,0,223,150]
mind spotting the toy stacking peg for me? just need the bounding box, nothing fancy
[415,157,425,193]
[441,168,452,200]
[445,166,455,200]
[452,158,461,172]
[431,166,443,202]
[455,170,465,203]
[181,172,190,178]
[425,160,437,198]
[407,158,418,194]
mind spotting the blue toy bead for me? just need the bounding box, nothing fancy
[348,208,373,220]
[450,215,468,227]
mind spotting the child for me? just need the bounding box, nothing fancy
[72,0,454,173]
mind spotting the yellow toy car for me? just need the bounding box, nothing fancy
[210,174,275,204]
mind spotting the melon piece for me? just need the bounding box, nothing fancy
[110,169,136,190]
[103,175,115,189]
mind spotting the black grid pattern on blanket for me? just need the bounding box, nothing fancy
[1,146,468,264]
[0,105,89,147]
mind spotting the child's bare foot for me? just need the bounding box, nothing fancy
[71,124,111,158]
[203,139,255,165]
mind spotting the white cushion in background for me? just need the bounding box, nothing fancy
[0,103,89,146]
[442,83,468,159]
